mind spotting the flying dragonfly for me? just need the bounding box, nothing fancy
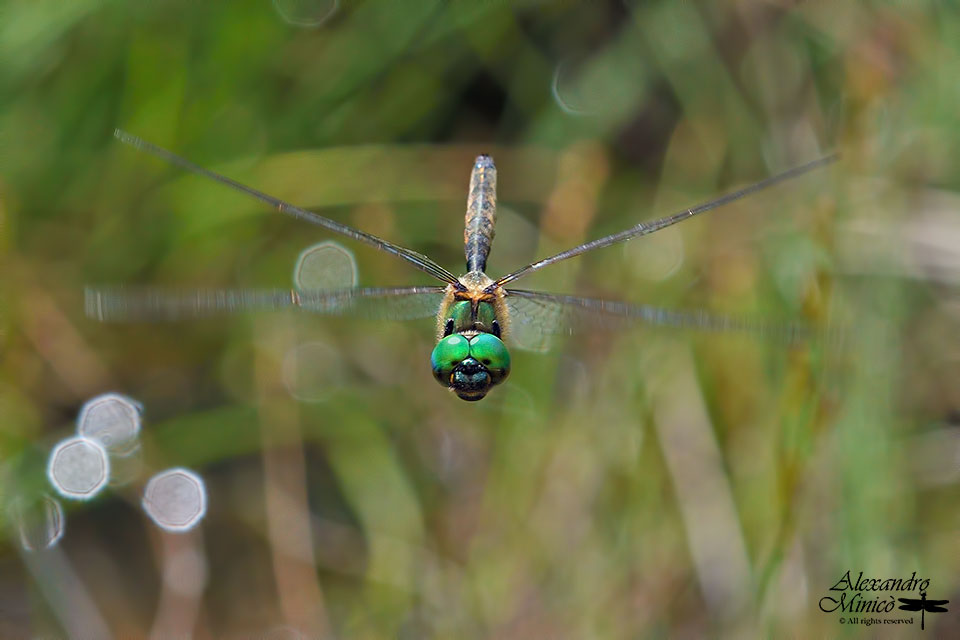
[87,130,836,401]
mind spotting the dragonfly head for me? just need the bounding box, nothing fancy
[431,332,510,401]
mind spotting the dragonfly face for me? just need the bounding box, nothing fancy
[89,131,836,402]
[431,331,510,400]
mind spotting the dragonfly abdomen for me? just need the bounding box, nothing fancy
[464,155,497,273]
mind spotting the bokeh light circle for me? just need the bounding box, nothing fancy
[47,436,110,500]
[293,240,358,294]
[142,468,208,532]
[272,0,339,28]
[76,392,143,454]
[13,495,65,551]
[282,340,347,402]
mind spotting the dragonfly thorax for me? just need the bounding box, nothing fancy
[431,273,511,400]
[457,270,495,292]
[436,270,508,339]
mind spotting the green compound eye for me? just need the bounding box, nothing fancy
[468,333,511,384]
[431,333,470,385]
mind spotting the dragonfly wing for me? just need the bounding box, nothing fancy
[503,288,815,352]
[332,287,446,320]
[501,290,579,352]
[85,286,445,322]
[494,154,837,287]
[113,130,460,286]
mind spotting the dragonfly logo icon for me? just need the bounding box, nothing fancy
[898,591,950,631]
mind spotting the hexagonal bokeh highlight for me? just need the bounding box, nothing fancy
[76,392,143,454]
[47,437,110,500]
[293,241,357,295]
[272,0,339,29]
[142,468,207,532]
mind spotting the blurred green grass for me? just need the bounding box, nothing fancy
[2,0,959,637]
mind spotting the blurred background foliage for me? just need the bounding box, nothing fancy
[1,0,959,637]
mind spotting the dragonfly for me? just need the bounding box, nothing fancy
[898,591,949,631]
[86,129,836,401]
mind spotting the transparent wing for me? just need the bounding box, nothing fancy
[503,288,816,352]
[85,286,445,322]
